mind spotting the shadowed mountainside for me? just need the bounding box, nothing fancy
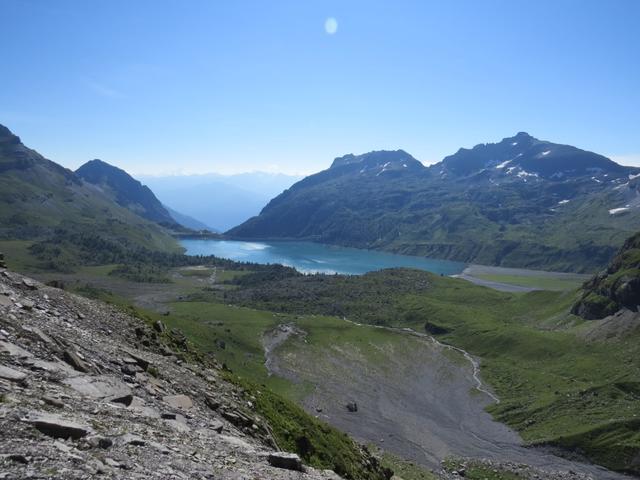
[229,133,640,272]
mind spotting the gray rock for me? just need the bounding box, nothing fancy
[86,435,113,449]
[153,320,166,333]
[163,394,193,410]
[268,452,304,471]
[20,299,35,310]
[0,365,27,382]
[22,278,37,290]
[27,412,90,439]
[0,340,33,358]
[116,433,146,446]
[62,349,90,373]
[64,375,132,399]
[42,396,65,408]
[211,420,224,433]
[123,350,152,371]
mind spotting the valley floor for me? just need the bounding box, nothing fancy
[23,264,637,480]
[455,265,591,292]
[262,319,629,479]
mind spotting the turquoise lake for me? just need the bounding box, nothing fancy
[180,239,466,275]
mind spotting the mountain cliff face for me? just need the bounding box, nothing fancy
[76,159,177,227]
[0,125,178,255]
[572,231,640,319]
[229,134,640,272]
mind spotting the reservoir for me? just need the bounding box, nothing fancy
[180,239,466,275]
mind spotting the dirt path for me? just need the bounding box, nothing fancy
[263,319,631,480]
[454,265,591,292]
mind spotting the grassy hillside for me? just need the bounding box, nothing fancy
[0,124,181,270]
[217,268,640,475]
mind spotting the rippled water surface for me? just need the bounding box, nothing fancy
[180,239,466,275]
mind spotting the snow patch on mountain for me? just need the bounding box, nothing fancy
[609,207,630,215]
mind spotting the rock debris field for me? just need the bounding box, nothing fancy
[0,267,340,479]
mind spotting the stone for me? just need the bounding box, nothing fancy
[43,396,65,408]
[2,454,29,464]
[111,394,135,406]
[163,394,193,410]
[267,452,304,472]
[87,436,113,449]
[123,350,151,371]
[346,402,358,412]
[0,340,34,358]
[211,420,224,434]
[0,365,27,382]
[205,394,220,411]
[153,320,166,333]
[64,375,132,399]
[22,278,37,290]
[221,410,253,428]
[0,295,11,307]
[30,327,55,346]
[121,364,140,376]
[27,412,90,439]
[62,349,90,373]
[20,299,35,310]
[117,433,146,446]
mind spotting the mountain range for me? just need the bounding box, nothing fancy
[229,133,640,272]
[0,125,180,261]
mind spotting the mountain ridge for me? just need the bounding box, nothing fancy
[229,133,640,272]
[76,159,178,227]
[0,124,181,268]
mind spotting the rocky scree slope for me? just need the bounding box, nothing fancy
[0,267,385,479]
[229,133,640,272]
[573,231,640,319]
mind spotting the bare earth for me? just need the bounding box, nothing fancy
[265,321,631,480]
[454,264,591,292]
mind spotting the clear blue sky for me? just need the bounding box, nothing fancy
[1,0,639,175]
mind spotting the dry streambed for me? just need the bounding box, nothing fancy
[263,320,631,480]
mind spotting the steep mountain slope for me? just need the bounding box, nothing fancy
[229,134,640,272]
[164,204,214,231]
[573,230,640,319]
[76,159,177,226]
[0,267,389,480]
[0,124,180,261]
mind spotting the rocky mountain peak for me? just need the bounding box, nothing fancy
[0,124,20,144]
[437,132,630,181]
[330,149,423,170]
[76,159,177,226]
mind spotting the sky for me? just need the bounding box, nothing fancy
[1,0,639,175]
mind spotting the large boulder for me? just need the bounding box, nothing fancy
[26,412,90,439]
[267,452,304,472]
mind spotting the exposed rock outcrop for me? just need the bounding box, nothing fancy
[572,231,640,319]
[0,267,360,479]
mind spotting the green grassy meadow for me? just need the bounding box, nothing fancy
[474,273,586,291]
